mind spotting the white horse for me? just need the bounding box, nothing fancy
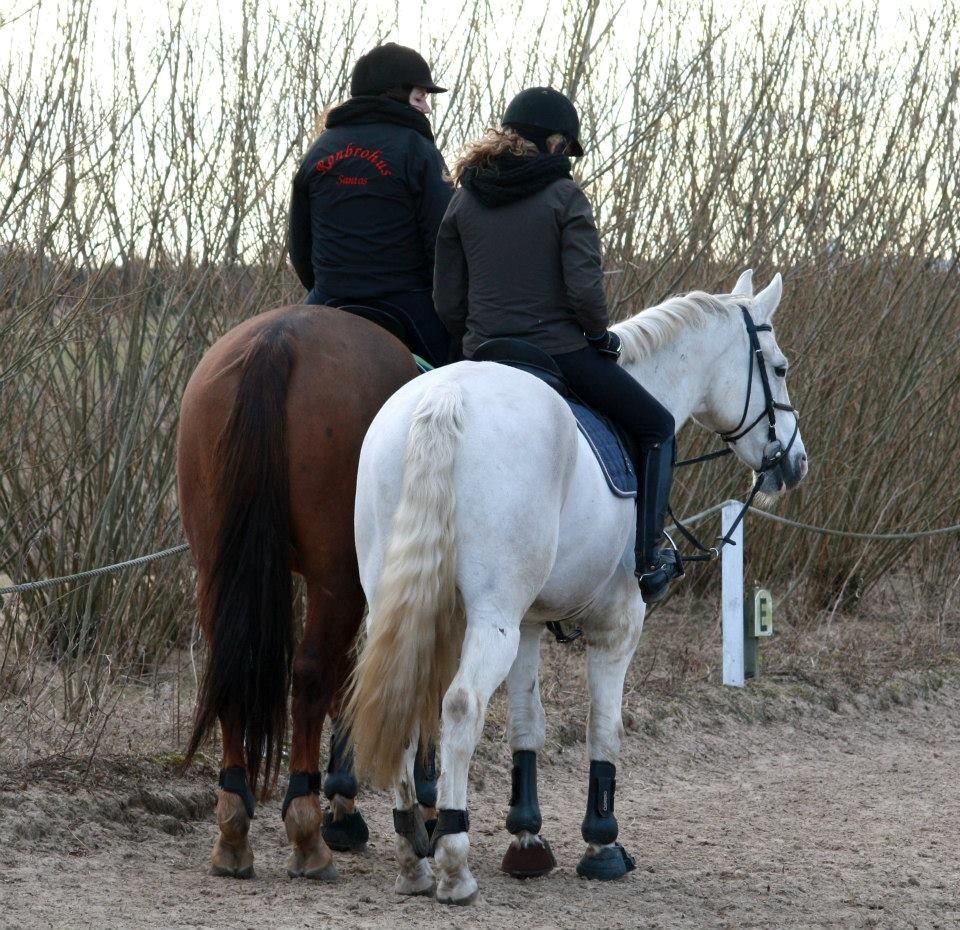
[346,271,808,904]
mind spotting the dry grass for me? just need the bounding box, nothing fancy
[1,0,959,740]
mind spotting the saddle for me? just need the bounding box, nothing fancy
[472,338,637,498]
[338,303,407,343]
[336,303,432,372]
[472,338,569,397]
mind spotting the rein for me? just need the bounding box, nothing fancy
[670,305,799,564]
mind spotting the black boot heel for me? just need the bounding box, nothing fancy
[637,548,684,604]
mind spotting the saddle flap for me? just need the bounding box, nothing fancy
[472,338,569,396]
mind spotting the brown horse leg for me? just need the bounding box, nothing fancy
[284,585,361,880]
[210,713,255,879]
[193,571,255,880]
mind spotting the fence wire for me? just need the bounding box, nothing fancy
[2,505,959,597]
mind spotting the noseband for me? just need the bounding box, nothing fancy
[669,304,801,562]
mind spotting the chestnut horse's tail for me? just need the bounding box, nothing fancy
[346,379,465,787]
[184,320,296,796]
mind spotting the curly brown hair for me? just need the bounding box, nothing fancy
[450,127,566,184]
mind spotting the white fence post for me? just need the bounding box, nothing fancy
[721,501,745,687]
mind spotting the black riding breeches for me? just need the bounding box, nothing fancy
[552,346,674,449]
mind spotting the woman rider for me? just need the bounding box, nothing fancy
[433,87,680,603]
[287,43,445,830]
[288,43,452,367]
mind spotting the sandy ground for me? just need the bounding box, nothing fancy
[1,662,958,930]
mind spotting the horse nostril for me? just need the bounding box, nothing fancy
[798,453,809,478]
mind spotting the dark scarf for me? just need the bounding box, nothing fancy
[459,152,572,208]
[325,96,434,142]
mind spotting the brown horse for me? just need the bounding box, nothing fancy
[177,304,416,879]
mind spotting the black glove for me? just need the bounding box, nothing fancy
[586,329,622,360]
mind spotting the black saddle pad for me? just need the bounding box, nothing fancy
[472,338,637,498]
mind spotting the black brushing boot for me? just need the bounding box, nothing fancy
[576,760,636,880]
[500,750,556,878]
[320,719,369,852]
[636,436,684,604]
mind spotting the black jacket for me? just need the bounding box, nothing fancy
[288,109,452,300]
[434,176,610,357]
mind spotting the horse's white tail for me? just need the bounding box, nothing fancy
[346,380,465,787]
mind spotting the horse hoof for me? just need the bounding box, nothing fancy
[210,864,255,879]
[302,862,339,882]
[287,846,337,880]
[210,837,254,879]
[436,883,479,906]
[500,836,556,878]
[395,871,436,897]
[321,809,369,853]
[288,863,338,881]
[576,843,637,881]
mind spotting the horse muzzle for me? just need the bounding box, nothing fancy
[758,444,808,493]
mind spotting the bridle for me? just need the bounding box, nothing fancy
[669,303,800,562]
[718,305,800,470]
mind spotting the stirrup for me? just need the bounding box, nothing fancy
[636,548,684,604]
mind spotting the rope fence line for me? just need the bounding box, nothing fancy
[2,506,959,598]
[0,544,190,596]
[668,500,960,541]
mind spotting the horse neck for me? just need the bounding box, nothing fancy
[618,313,736,431]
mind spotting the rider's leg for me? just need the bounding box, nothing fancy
[377,290,451,368]
[634,437,684,603]
[552,346,680,603]
[303,288,328,305]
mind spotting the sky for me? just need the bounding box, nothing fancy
[1,0,946,75]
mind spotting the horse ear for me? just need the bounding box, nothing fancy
[732,269,754,297]
[754,273,783,321]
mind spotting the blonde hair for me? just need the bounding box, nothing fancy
[451,126,567,184]
[312,104,336,140]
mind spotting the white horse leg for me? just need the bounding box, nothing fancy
[500,624,556,878]
[577,610,643,880]
[391,724,436,896]
[432,616,521,905]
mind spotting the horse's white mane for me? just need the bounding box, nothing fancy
[613,291,737,362]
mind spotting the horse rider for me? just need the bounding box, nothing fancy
[288,43,453,368]
[433,87,681,603]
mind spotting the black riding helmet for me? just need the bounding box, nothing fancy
[502,87,584,157]
[350,43,447,97]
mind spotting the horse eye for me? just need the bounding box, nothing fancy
[774,366,787,378]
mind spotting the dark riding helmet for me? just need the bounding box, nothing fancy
[502,87,584,157]
[350,43,447,97]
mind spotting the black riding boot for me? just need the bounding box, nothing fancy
[635,437,684,604]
